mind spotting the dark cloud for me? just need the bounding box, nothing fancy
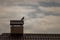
[0,0,39,6]
[44,12,60,16]
[40,11,60,16]
[39,2,60,7]
[27,8,60,19]
[28,12,45,18]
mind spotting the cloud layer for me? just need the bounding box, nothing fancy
[0,0,60,34]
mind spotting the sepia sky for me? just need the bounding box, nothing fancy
[0,0,60,34]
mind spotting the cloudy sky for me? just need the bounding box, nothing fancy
[0,0,60,34]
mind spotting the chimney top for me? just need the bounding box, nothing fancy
[10,17,24,25]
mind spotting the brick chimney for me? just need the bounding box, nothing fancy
[10,20,24,35]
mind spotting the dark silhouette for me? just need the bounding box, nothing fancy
[20,17,24,25]
[10,17,24,25]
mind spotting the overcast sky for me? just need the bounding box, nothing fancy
[0,0,60,34]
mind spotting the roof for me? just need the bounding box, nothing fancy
[0,33,60,40]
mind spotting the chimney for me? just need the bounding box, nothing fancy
[10,17,24,35]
